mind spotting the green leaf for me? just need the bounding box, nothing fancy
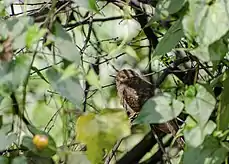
[217,75,229,130]
[6,17,33,38]
[208,38,228,61]
[190,38,228,62]
[13,32,27,50]
[219,73,229,107]
[11,56,31,88]
[133,92,184,124]
[76,108,131,164]
[125,46,140,61]
[184,84,216,127]
[31,102,57,127]
[217,102,229,131]
[46,67,84,109]
[147,0,186,24]
[29,101,63,146]
[153,19,184,57]
[221,142,229,152]
[0,2,7,17]
[25,153,54,164]
[60,63,79,81]
[0,156,9,164]
[5,17,33,49]
[54,23,81,65]
[185,85,197,97]
[182,0,229,45]
[183,136,228,164]
[0,130,17,151]
[86,69,100,89]
[11,156,27,164]
[155,0,186,18]
[0,55,31,92]
[184,118,216,147]
[26,25,47,48]
[0,22,8,40]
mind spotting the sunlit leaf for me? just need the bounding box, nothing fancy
[184,117,216,147]
[76,109,131,163]
[86,68,100,89]
[184,85,196,97]
[60,63,79,81]
[26,25,47,48]
[191,38,228,62]
[125,46,140,61]
[183,0,229,45]
[133,92,184,124]
[184,84,216,127]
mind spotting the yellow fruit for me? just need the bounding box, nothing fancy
[33,134,48,150]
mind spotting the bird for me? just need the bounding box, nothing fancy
[115,69,184,148]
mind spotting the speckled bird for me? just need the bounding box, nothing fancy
[115,69,184,148]
[115,69,154,114]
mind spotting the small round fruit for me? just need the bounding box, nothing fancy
[33,134,48,150]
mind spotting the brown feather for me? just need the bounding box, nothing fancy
[115,69,185,148]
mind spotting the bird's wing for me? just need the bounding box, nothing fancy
[123,87,141,112]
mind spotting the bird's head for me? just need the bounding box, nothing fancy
[115,69,139,85]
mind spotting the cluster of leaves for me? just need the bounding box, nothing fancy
[0,0,229,164]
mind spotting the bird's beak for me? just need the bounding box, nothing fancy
[109,75,116,78]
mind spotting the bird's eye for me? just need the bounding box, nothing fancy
[120,75,127,80]
[121,75,126,79]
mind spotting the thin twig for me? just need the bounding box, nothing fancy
[22,44,39,114]
[30,61,62,75]
[104,139,123,164]
[151,125,172,164]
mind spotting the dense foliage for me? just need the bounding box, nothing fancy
[0,0,229,163]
